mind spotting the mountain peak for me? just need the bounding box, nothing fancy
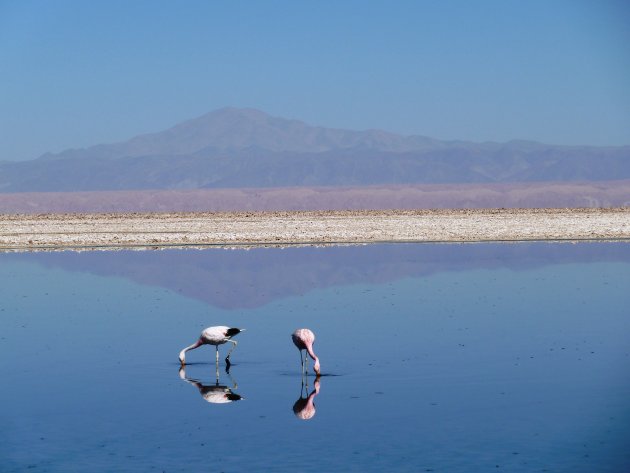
[211,106,274,118]
[36,107,439,162]
[191,107,279,125]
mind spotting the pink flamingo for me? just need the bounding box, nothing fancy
[292,328,321,376]
[179,326,244,366]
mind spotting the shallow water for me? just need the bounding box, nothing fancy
[1,242,629,472]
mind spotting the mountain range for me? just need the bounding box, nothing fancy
[1,107,629,193]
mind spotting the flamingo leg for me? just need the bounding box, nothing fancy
[304,352,309,388]
[211,346,219,379]
[225,340,238,361]
[300,373,308,397]
[226,367,238,390]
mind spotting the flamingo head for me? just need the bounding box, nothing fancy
[178,351,186,365]
[313,357,321,376]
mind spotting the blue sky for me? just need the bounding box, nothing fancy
[1,0,629,161]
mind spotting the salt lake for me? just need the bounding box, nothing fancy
[1,242,629,472]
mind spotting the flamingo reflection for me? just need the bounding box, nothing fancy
[179,365,243,404]
[293,377,321,420]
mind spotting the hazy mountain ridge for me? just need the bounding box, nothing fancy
[37,107,444,161]
[1,107,629,192]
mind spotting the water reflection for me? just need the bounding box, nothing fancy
[7,242,629,310]
[2,245,630,472]
[293,377,321,420]
[178,365,243,404]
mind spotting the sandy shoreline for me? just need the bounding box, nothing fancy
[1,208,629,252]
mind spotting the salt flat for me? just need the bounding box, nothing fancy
[1,208,629,251]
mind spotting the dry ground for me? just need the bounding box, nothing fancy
[2,181,630,214]
[1,208,629,251]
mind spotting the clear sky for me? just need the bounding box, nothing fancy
[1,0,629,161]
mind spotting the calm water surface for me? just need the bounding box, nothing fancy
[1,243,629,472]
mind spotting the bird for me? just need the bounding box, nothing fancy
[292,328,321,376]
[179,326,244,366]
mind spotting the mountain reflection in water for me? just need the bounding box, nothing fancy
[5,242,630,309]
[1,243,628,472]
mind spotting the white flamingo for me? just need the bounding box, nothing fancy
[179,326,244,366]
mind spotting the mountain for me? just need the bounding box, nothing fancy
[1,107,629,192]
[38,107,444,160]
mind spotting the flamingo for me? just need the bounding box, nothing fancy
[179,326,244,366]
[292,328,321,376]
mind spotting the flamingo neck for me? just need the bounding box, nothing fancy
[306,345,318,363]
[306,345,320,374]
[179,340,202,363]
